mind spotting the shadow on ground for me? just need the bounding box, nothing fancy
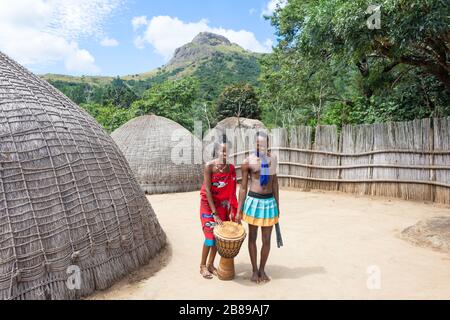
[233,263,326,286]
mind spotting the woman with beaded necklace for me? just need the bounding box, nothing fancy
[199,137,238,279]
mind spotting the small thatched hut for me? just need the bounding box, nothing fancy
[0,52,166,300]
[202,117,267,162]
[111,115,203,194]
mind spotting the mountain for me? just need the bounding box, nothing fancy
[168,32,247,68]
[42,32,263,104]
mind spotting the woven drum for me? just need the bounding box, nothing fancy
[214,222,246,280]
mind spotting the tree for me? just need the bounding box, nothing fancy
[192,101,217,132]
[216,83,261,121]
[272,0,449,89]
[103,76,139,109]
[130,77,199,131]
[259,0,450,128]
[81,103,134,133]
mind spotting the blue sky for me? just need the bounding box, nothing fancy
[0,0,285,76]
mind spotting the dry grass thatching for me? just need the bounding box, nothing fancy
[111,115,203,194]
[401,216,450,253]
[202,117,267,162]
[0,52,167,300]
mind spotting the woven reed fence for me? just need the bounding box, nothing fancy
[223,118,450,205]
[0,52,167,300]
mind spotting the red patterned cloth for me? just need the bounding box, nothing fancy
[199,164,238,246]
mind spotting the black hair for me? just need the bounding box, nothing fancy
[256,130,269,146]
[212,134,228,158]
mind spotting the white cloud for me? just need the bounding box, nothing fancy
[0,0,122,74]
[133,36,147,50]
[132,15,149,31]
[262,0,288,16]
[100,37,119,47]
[65,46,99,73]
[132,15,272,60]
[264,38,274,49]
[249,8,256,15]
[211,28,271,53]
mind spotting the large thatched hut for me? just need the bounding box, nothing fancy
[111,115,203,194]
[202,117,267,162]
[0,52,166,300]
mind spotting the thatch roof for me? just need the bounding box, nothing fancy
[111,115,203,194]
[214,117,266,131]
[203,117,267,161]
[0,52,166,300]
[401,216,450,253]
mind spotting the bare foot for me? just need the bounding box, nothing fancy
[259,270,271,283]
[207,264,218,277]
[200,265,213,279]
[251,271,260,283]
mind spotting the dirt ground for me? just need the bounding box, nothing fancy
[89,189,450,300]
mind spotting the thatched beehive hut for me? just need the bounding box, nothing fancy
[111,115,203,194]
[0,52,166,300]
[203,117,267,162]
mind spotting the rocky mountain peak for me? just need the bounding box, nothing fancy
[167,32,236,67]
[191,32,231,46]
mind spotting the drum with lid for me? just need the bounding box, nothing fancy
[214,221,246,280]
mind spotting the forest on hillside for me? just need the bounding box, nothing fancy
[48,50,261,133]
[49,0,449,133]
[260,0,450,129]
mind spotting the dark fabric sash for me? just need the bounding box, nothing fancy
[248,191,274,199]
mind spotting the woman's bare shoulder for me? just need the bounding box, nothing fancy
[204,160,215,172]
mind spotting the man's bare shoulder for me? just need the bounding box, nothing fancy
[268,153,278,174]
[243,154,258,166]
[268,152,278,161]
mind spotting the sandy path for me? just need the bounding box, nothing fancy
[89,189,450,300]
